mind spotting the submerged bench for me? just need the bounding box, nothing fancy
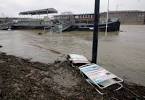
[79,64,123,95]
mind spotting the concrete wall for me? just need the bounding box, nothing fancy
[100,11,145,25]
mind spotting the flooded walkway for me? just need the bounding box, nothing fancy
[0,25,145,86]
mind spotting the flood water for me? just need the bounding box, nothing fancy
[0,25,145,86]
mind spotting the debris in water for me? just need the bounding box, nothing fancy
[31,44,62,54]
[38,32,43,35]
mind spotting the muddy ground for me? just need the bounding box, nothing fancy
[0,52,145,100]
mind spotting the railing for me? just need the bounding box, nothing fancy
[0,22,14,30]
[50,19,75,32]
[13,20,52,27]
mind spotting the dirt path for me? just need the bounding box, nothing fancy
[0,52,145,100]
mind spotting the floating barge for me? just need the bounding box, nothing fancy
[54,13,120,32]
[72,19,120,32]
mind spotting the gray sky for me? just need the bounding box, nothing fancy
[0,0,145,17]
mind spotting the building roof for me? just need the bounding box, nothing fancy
[19,8,57,15]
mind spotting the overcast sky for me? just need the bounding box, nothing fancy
[0,0,145,17]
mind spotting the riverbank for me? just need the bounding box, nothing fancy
[0,52,145,100]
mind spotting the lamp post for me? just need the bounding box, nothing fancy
[92,0,100,63]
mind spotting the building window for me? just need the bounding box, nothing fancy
[75,16,79,19]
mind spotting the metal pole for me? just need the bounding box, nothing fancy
[105,0,109,36]
[92,0,100,63]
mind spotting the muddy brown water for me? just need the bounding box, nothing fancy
[0,25,145,86]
